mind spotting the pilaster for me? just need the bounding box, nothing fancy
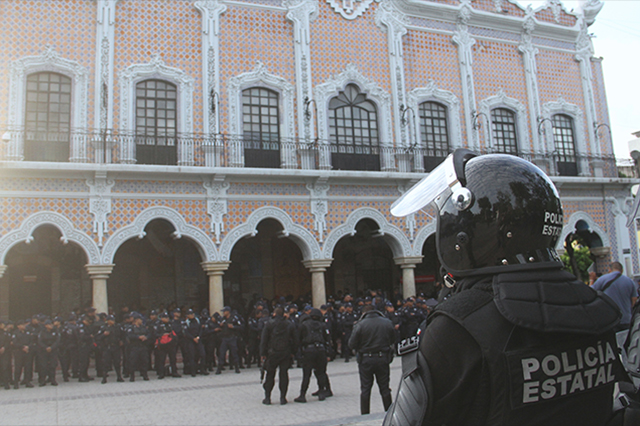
[303,259,333,308]
[202,261,231,314]
[519,9,543,155]
[85,264,115,314]
[94,0,120,132]
[575,20,599,156]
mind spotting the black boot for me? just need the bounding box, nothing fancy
[262,392,271,405]
[102,375,108,384]
[294,394,306,403]
[382,394,393,411]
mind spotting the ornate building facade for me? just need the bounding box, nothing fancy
[0,0,635,320]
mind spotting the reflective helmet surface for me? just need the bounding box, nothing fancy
[437,154,563,276]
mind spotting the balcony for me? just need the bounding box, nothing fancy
[0,128,619,177]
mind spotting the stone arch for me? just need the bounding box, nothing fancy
[101,206,217,264]
[557,211,610,251]
[412,221,437,257]
[218,206,320,262]
[322,207,411,259]
[0,211,100,265]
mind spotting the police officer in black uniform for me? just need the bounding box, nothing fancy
[216,307,242,375]
[260,306,297,405]
[339,303,358,362]
[60,313,78,381]
[154,311,181,378]
[385,150,628,426]
[294,308,331,403]
[126,313,150,381]
[0,320,11,389]
[37,319,60,386]
[77,315,95,382]
[96,315,124,383]
[184,309,207,376]
[349,305,396,415]
[12,320,35,389]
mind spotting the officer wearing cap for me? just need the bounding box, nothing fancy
[120,313,134,378]
[0,320,11,389]
[126,313,150,381]
[60,313,78,381]
[154,311,181,378]
[37,319,60,386]
[77,315,95,382]
[184,309,207,376]
[339,303,358,362]
[12,320,35,388]
[215,307,243,375]
[96,315,123,383]
[384,150,628,425]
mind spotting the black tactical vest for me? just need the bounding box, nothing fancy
[431,268,627,426]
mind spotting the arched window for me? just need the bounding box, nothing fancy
[328,84,380,171]
[242,87,280,168]
[135,79,177,165]
[418,101,449,172]
[24,72,71,162]
[552,114,578,176]
[491,108,518,154]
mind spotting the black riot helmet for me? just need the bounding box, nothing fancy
[391,149,563,277]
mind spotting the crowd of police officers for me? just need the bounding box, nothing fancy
[0,289,437,392]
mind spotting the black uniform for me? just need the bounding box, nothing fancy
[126,323,150,380]
[12,328,35,387]
[201,317,218,371]
[184,317,207,376]
[339,310,359,361]
[154,321,179,378]
[0,327,11,389]
[349,309,396,414]
[96,323,123,382]
[76,322,94,381]
[60,321,79,381]
[296,312,331,401]
[260,315,297,403]
[37,328,60,385]
[216,313,243,374]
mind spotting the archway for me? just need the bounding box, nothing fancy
[5,225,90,320]
[327,219,400,299]
[563,219,605,283]
[225,219,310,313]
[413,234,441,298]
[108,219,208,315]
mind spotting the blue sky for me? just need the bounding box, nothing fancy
[522,1,640,159]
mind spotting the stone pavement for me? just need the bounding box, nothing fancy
[0,358,401,426]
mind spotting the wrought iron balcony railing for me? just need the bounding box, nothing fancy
[0,128,621,178]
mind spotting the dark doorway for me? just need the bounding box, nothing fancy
[327,219,399,298]
[414,234,441,299]
[225,219,310,312]
[109,219,207,314]
[5,225,90,320]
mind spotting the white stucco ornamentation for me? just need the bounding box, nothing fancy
[118,54,195,165]
[412,221,437,257]
[307,179,330,243]
[541,97,588,176]
[101,206,218,264]
[218,206,321,262]
[574,19,599,156]
[326,0,379,20]
[203,175,229,244]
[194,0,227,136]
[6,47,89,162]
[519,9,543,156]
[322,207,411,259]
[0,211,101,265]
[478,89,530,155]
[557,210,610,252]
[314,64,394,170]
[227,62,296,168]
[94,0,120,132]
[86,173,115,247]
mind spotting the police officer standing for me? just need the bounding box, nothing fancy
[260,306,297,405]
[184,309,207,377]
[154,312,181,378]
[385,150,628,426]
[60,314,78,381]
[339,303,358,362]
[96,315,124,384]
[349,305,395,415]
[126,313,150,381]
[0,320,11,389]
[77,315,95,382]
[11,320,35,389]
[294,308,331,403]
[215,307,242,375]
[37,319,60,386]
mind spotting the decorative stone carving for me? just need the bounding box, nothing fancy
[95,0,120,132]
[519,9,543,155]
[541,97,588,175]
[285,0,318,145]
[322,207,411,259]
[574,19,599,156]
[101,206,218,264]
[86,172,115,247]
[194,0,227,136]
[452,3,479,151]
[326,0,379,20]
[478,89,529,154]
[218,206,321,261]
[376,0,410,151]
[557,210,610,252]
[0,211,101,265]
[227,62,296,168]
[580,0,604,26]
[314,64,394,170]
[407,80,463,152]
[118,54,195,165]
[306,179,330,242]
[203,174,229,244]
[6,47,89,162]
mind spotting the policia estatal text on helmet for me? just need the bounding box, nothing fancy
[384,150,628,426]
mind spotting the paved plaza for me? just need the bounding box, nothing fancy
[0,358,401,426]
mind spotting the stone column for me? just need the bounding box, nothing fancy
[85,264,114,315]
[0,265,8,321]
[202,261,230,315]
[303,259,332,308]
[394,256,423,299]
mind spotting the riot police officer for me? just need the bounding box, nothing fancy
[385,150,628,426]
[294,308,331,403]
[339,303,358,362]
[96,315,123,383]
[260,307,297,405]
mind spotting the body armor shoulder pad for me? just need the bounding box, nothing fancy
[383,350,432,426]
